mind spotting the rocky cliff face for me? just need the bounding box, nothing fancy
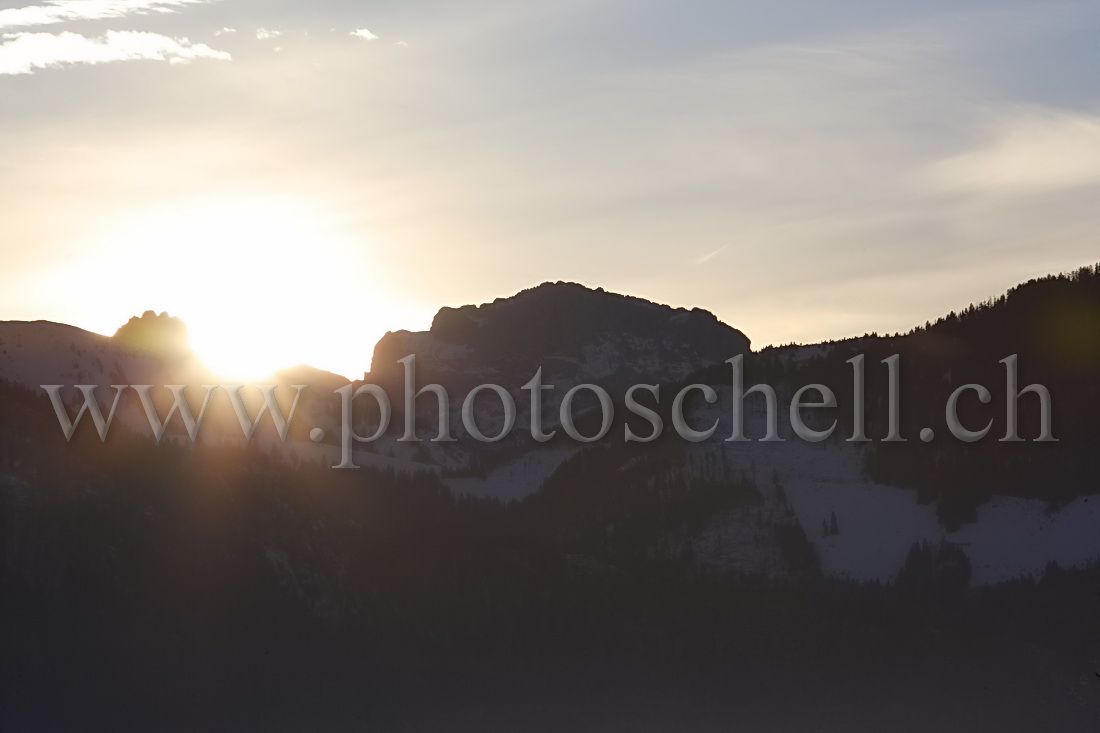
[371,281,750,393]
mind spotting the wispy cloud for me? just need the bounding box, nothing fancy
[0,30,230,74]
[694,244,728,265]
[350,28,377,41]
[214,26,234,36]
[925,107,1100,195]
[255,27,282,40]
[0,0,209,31]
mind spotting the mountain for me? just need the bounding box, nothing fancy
[358,281,752,488]
[4,269,1100,729]
[372,280,750,391]
[324,269,1100,586]
[113,310,191,361]
[862,267,1100,519]
[5,271,1100,586]
[358,273,803,576]
[274,364,350,393]
[0,318,370,469]
[0,318,211,396]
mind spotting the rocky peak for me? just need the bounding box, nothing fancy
[371,282,750,390]
[113,310,190,360]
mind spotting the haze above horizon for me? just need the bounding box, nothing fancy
[3,0,1100,378]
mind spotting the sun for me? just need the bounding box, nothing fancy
[42,195,416,381]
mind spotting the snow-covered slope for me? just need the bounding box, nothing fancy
[786,479,1100,585]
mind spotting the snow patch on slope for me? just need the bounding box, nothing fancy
[785,480,1100,585]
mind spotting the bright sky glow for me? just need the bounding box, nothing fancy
[3,0,1100,377]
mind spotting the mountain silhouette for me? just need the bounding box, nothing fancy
[113,310,191,360]
[371,280,749,394]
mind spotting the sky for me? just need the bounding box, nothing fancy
[2,0,1099,379]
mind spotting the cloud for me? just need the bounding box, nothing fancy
[0,30,230,74]
[0,0,208,30]
[925,108,1100,195]
[394,40,407,47]
[350,28,377,41]
[255,28,281,40]
[214,27,234,36]
[694,244,728,265]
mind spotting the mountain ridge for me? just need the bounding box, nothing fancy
[370,280,751,393]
